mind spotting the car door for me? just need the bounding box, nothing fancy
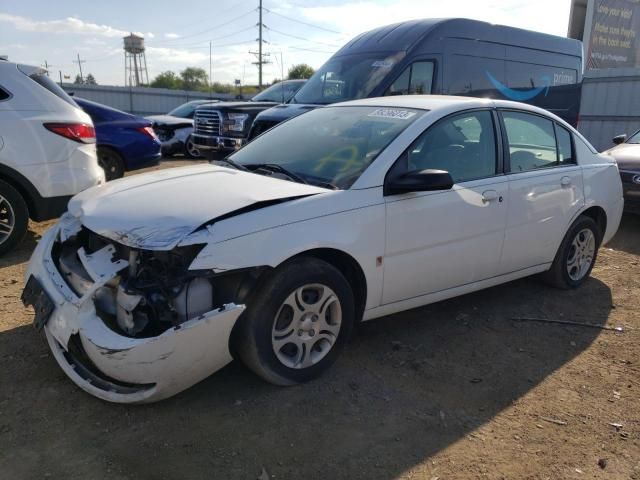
[382,109,508,305]
[498,110,584,272]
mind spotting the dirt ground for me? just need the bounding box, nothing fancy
[1,159,639,480]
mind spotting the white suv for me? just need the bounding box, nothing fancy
[0,61,104,255]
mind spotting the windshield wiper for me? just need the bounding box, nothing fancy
[250,163,308,184]
[211,157,249,171]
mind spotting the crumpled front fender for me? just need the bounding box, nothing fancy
[45,303,245,403]
[27,217,246,404]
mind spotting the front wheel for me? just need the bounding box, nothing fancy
[184,135,201,159]
[543,215,601,289]
[236,257,355,385]
[97,147,125,181]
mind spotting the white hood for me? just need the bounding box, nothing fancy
[68,164,328,250]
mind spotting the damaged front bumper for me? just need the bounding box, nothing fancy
[23,216,245,404]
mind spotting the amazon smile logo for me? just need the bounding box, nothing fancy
[485,72,551,101]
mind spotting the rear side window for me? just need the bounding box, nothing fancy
[385,61,434,96]
[0,86,9,101]
[29,73,78,107]
[555,125,575,165]
[502,111,558,172]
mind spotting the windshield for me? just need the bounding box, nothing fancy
[168,101,208,118]
[628,130,640,144]
[292,52,406,105]
[228,105,423,189]
[252,81,303,102]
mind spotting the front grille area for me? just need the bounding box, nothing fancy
[248,119,280,140]
[194,108,222,136]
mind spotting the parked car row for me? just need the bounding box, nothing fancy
[191,79,305,155]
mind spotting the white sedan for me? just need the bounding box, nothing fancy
[22,96,624,403]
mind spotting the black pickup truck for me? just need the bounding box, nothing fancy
[191,79,305,156]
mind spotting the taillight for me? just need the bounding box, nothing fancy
[138,126,159,141]
[44,123,96,144]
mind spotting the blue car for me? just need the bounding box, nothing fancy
[75,97,161,180]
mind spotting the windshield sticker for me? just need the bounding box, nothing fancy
[372,60,394,68]
[368,108,416,120]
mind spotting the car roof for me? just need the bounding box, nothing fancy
[333,95,568,121]
[336,18,582,58]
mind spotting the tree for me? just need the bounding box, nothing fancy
[73,74,84,85]
[180,67,208,91]
[85,73,97,85]
[150,71,182,89]
[288,64,314,80]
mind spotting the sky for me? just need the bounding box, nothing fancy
[0,0,573,87]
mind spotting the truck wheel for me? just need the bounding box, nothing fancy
[543,215,601,289]
[236,257,355,386]
[0,179,29,256]
[98,147,125,181]
[184,135,201,159]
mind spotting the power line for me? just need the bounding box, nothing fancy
[263,8,342,34]
[148,25,257,49]
[265,26,341,47]
[169,1,246,33]
[153,7,258,45]
[287,45,336,54]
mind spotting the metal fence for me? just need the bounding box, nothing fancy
[578,68,640,152]
[61,84,245,116]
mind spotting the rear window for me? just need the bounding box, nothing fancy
[0,87,9,101]
[29,73,78,107]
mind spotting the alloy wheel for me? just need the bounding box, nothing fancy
[0,194,15,245]
[566,228,596,281]
[271,284,342,369]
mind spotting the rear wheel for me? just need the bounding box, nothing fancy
[97,147,125,181]
[543,215,601,289]
[0,180,28,256]
[236,257,355,385]
[184,135,201,159]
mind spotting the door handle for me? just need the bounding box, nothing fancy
[561,176,572,187]
[482,190,499,203]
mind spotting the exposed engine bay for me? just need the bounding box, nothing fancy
[53,227,261,339]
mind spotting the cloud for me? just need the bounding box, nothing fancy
[164,33,180,39]
[146,46,208,64]
[0,13,155,39]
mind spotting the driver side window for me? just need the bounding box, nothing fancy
[393,110,498,183]
[385,61,434,96]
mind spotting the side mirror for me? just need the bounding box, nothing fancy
[613,134,627,145]
[385,169,454,196]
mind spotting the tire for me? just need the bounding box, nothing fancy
[97,147,125,181]
[183,135,201,159]
[236,257,355,386]
[0,179,29,256]
[543,215,602,289]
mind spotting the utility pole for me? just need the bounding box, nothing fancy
[209,41,213,99]
[258,0,263,88]
[59,70,63,86]
[73,53,85,83]
[43,60,50,76]
[249,0,270,89]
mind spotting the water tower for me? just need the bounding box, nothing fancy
[123,33,149,87]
